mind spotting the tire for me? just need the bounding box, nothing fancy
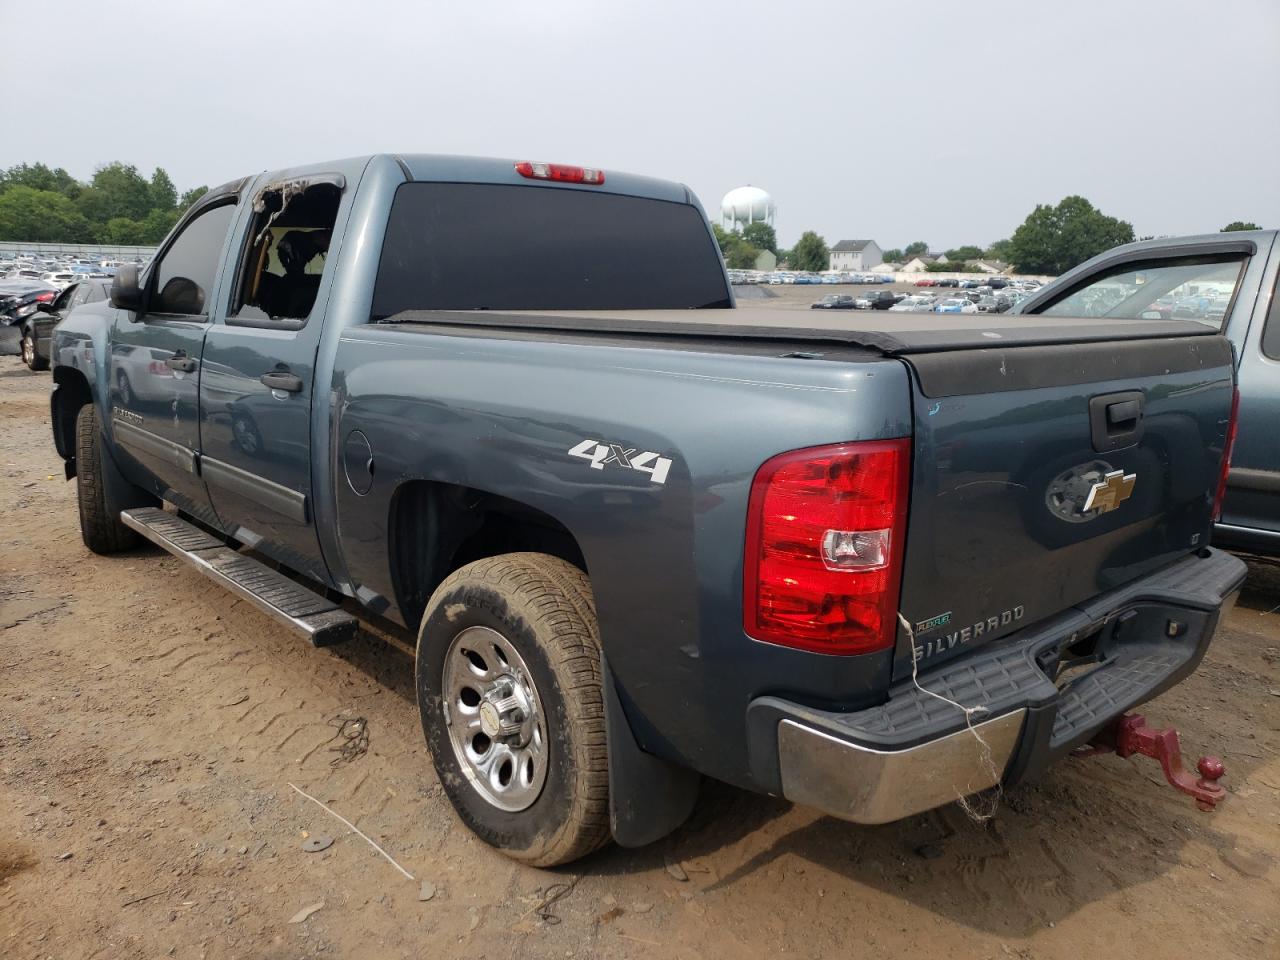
[21,328,48,371]
[75,404,142,554]
[416,553,609,867]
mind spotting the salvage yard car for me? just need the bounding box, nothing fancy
[1016,229,1278,556]
[49,154,1245,867]
[18,278,111,371]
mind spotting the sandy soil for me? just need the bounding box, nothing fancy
[1,355,1277,960]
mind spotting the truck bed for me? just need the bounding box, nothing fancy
[380,307,1217,355]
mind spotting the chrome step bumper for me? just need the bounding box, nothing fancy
[776,710,1026,825]
[120,507,357,646]
[747,548,1246,825]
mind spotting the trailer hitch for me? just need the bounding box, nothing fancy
[1078,713,1226,811]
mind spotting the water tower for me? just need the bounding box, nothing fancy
[721,186,776,231]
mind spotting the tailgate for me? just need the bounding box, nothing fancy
[893,335,1234,677]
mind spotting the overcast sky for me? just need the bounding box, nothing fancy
[2,0,1277,249]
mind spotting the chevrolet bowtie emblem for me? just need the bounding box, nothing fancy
[1083,469,1137,515]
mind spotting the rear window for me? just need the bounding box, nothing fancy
[371,182,730,318]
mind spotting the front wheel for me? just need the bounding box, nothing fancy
[75,404,146,554]
[416,553,608,867]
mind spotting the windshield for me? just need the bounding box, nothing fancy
[1035,254,1245,328]
[372,182,731,317]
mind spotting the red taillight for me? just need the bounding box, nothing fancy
[1212,386,1240,522]
[514,160,605,185]
[743,439,911,656]
[35,291,56,302]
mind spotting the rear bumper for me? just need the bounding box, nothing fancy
[747,548,1246,824]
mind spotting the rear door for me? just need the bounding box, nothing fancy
[109,197,239,524]
[894,333,1235,676]
[198,163,360,586]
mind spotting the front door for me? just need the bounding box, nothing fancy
[198,167,354,586]
[109,198,239,524]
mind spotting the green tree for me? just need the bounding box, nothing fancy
[0,162,80,198]
[741,221,777,255]
[725,240,761,269]
[1007,196,1134,275]
[100,216,147,245]
[944,245,984,261]
[139,207,181,244]
[712,223,764,269]
[179,185,209,209]
[984,238,1013,263]
[904,240,929,257]
[149,167,178,211]
[881,248,904,264]
[1221,221,1261,232]
[0,186,93,242]
[78,162,153,223]
[789,231,830,272]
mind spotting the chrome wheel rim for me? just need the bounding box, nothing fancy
[21,335,33,365]
[441,625,548,812]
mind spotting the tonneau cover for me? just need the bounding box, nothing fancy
[381,308,1218,355]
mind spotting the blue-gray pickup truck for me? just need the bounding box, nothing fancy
[49,154,1246,866]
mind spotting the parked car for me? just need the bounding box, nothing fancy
[889,295,937,312]
[50,154,1243,869]
[40,271,79,290]
[934,278,959,288]
[1015,229,1276,554]
[934,297,978,314]
[914,277,937,287]
[811,294,856,309]
[976,295,1008,313]
[855,290,901,310]
[0,282,58,356]
[18,278,112,371]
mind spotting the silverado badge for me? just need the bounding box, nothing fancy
[1083,469,1137,515]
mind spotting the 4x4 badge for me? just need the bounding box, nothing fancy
[1083,469,1137,514]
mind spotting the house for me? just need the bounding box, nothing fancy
[971,259,1010,275]
[901,255,937,273]
[828,239,883,273]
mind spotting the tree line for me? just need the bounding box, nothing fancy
[715,197,1265,276]
[0,162,210,246]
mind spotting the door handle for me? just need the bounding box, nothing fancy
[166,355,197,373]
[260,370,303,393]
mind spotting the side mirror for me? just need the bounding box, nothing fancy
[111,263,145,313]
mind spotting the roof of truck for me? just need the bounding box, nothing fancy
[392,154,695,205]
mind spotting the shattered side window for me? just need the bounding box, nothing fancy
[231,179,342,325]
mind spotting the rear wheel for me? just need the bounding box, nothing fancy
[21,328,47,371]
[75,404,143,554]
[416,553,609,866]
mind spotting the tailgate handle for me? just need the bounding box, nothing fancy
[1089,391,1145,452]
[1107,399,1140,426]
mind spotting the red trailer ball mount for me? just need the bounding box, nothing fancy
[1075,713,1226,811]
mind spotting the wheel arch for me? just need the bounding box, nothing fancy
[386,478,587,629]
[51,364,94,476]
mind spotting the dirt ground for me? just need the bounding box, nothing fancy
[1,354,1277,960]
